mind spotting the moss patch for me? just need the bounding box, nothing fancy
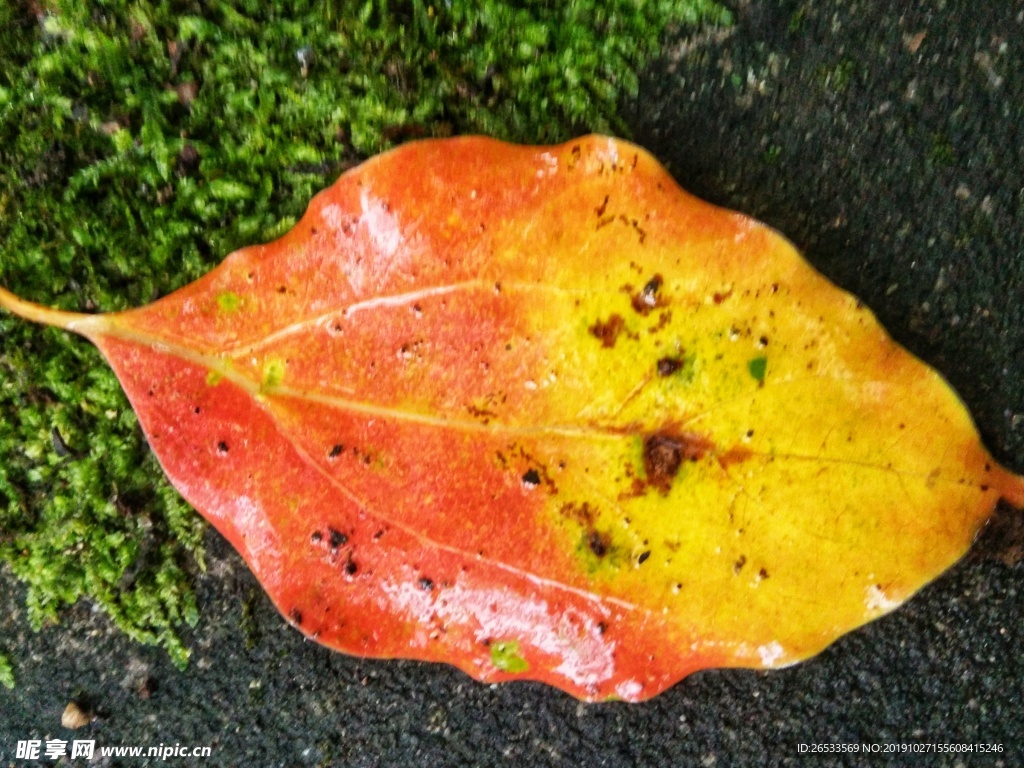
[0,652,13,689]
[0,0,729,668]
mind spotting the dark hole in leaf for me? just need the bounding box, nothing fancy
[329,528,347,549]
[217,440,229,453]
[656,356,682,376]
[588,530,610,557]
[329,444,344,458]
[521,469,541,488]
[418,577,434,591]
[631,274,663,315]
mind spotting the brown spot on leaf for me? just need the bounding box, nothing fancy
[716,445,754,469]
[290,608,303,625]
[647,309,672,334]
[642,431,713,493]
[568,144,581,170]
[713,289,733,304]
[589,314,625,348]
[560,501,597,526]
[643,436,682,492]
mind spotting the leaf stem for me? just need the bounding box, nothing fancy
[1002,469,1024,509]
[0,285,93,332]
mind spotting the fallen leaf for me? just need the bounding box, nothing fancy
[61,700,93,729]
[1,136,1022,702]
[903,31,926,54]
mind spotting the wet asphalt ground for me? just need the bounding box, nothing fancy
[2,1,1023,765]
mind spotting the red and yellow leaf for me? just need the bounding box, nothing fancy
[2,136,1022,701]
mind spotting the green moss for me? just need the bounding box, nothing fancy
[0,652,13,689]
[821,58,858,94]
[929,132,956,167]
[0,0,729,669]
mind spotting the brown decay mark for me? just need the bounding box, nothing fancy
[589,313,625,348]
[559,501,611,558]
[496,444,559,495]
[625,428,754,496]
[325,441,375,466]
[592,205,647,244]
[647,310,672,334]
[466,403,498,423]
[466,391,507,425]
[567,144,581,170]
